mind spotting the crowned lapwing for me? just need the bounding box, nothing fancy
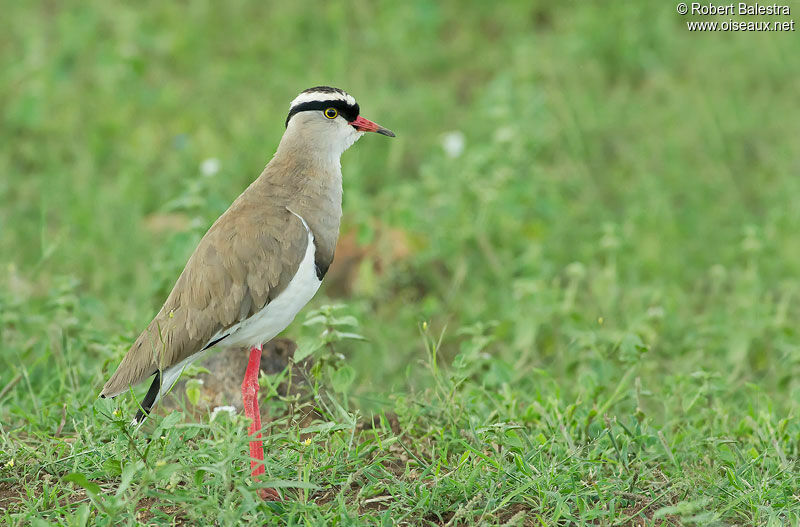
[100,86,394,500]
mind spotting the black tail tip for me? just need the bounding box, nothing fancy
[133,409,148,424]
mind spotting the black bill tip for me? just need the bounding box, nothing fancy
[377,127,396,137]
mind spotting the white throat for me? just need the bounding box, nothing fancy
[277,116,364,167]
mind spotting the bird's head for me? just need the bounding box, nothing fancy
[283,86,394,160]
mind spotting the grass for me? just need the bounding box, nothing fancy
[2,0,800,524]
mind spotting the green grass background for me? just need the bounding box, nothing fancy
[2,1,799,525]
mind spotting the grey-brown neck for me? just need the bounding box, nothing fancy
[250,124,346,273]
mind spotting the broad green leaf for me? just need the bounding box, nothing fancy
[330,365,356,393]
[152,411,183,440]
[333,331,367,341]
[302,315,327,327]
[330,315,359,327]
[185,378,203,406]
[92,397,114,419]
[64,472,101,495]
[294,337,324,362]
[116,461,141,496]
[68,503,90,527]
[154,462,182,482]
[102,458,122,477]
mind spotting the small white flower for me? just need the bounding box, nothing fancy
[211,405,236,421]
[200,158,221,177]
[441,131,465,158]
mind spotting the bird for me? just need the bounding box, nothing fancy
[99,86,394,500]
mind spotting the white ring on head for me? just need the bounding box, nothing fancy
[290,90,357,109]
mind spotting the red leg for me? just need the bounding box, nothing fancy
[242,344,281,501]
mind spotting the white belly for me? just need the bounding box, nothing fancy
[216,212,322,349]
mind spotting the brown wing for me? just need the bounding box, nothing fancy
[100,203,308,398]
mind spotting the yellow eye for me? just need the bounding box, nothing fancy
[324,107,338,119]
